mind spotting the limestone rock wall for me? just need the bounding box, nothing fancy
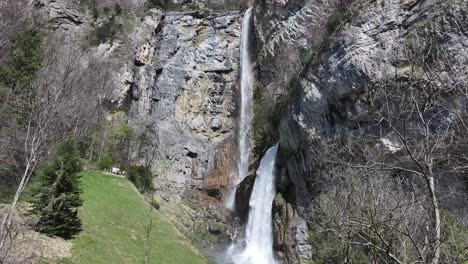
[252,0,468,262]
[126,10,241,196]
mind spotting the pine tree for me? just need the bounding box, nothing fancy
[30,140,83,239]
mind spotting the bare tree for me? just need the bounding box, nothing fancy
[141,137,158,264]
[0,32,114,256]
[309,165,429,263]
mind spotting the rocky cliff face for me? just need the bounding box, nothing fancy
[252,0,468,262]
[125,10,241,193]
[120,9,244,240]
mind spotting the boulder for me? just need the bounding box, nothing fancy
[208,222,226,235]
[234,171,256,223]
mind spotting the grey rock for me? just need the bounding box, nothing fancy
[208,222,226,235]
[48,0,84,29]
[255,0,468,262]
[127,11,242,197]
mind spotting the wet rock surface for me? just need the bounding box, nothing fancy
[234,172,256,223]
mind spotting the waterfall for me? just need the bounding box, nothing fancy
[223,144,279,264]
[218,7,278,264]
[238,144,278,264]
[225,7,254,210]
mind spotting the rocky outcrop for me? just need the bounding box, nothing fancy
[278,0,468,207]
[48,0,84,29]
[203,143,236,199]
[253,0,337,99]
[234,172,255,222]
[32,0,85,30]
[126,10,241,195]
[253,0,468,262]
[272,193,311,264]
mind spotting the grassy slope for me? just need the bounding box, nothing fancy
[60,171,209,264]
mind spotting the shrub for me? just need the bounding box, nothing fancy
[146,0,165,9]
[300,48,315,66]
[0,27,42,120]
[111,123,133,141]
[189,223,218,248]
[252,86,292,156]
[98,153,113,170]
[126,165,153,192]
[114,3,123,15]
[149,199,160,210]
[441,211,468,263]
[88,17,122,46]
[29,140,83,239]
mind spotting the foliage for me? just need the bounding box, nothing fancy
[0,27,43,120]
[0,165,15,186]
[126,164,153,192]
[88,16,122,46]
[0,186,15,204]
[58,171,210,264]
[440,211,468,263]
[188,223,218,249]
[3,28,43,82]
[114,3,123,15]
[146,0,165,9]
[29,140,83,239]
[300,48,315,66]
[252,86,293,156]
[98,153,113,170]
[306,228,343,264]
[111,123,133,141]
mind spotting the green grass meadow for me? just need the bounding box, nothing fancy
[59,171,210,264]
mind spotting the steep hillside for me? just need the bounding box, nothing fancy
[59,171,210,264]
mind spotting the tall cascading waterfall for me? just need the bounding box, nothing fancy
[225,7,254,210]
[225,144,279,264]
[220,7,278,264]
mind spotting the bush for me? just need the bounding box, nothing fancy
[441,211,468,263]
[252,86,291,156]
[29,140,83,239]
[146,0,165,9]
[114,3,123,15]
[0,27,43,121]
[300,48,315,66]
[126,165,153,192]
[98,153,113,170]
[88,17,122,46]
[149,199,160,210]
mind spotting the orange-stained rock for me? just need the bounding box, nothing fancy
[203,143,236,199]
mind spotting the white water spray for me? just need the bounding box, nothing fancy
[225,7,254,210]
[225,144,279,264]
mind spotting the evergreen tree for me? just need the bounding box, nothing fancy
[30,140,83,239]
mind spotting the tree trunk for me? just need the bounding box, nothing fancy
[0,160,34,251]
[88,133,95,161]
[428,175,441,264]
[98,130,107,162]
